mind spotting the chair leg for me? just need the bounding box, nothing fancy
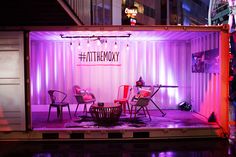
[130,106,133,119]
[57,106,61,118]
[134,106,137,119]
[83,104,87,116]
[47,106,52,121]
[60,106,63,121]
[145,106,151,120]
[67,105,72,119]
[142,108,146,117]
[126,101,131,114]
[74,104,79,116]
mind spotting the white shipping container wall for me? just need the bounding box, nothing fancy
[0,32,25,131]
[191,32,220,117]
[30,39,191,110]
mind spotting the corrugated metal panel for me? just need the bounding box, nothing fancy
[0,32,26,131]
[191,32,220,117]
[30,30,210,41]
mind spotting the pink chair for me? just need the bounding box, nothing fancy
[73,85,96,116]
[114,85,132,114]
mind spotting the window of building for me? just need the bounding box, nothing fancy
[192,0,202,6]
[161,0,167,24]
[143,5,155,18]
[91,0,112,25]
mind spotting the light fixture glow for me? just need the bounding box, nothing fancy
[70,38,72,46]
[60,33,131,39]
[104,40,108,48]
[87,40,90,47]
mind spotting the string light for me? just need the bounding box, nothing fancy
[126,44,129,50]
[60,33,131,39]
[87,39,90,47]
[104,40,108,48]
[70,38,73,46]
[71,39,130,50]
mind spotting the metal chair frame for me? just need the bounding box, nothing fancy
[47,90,71,121]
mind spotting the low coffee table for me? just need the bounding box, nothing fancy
[89,103,122,125]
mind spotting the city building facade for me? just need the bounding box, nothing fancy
[122,0,209,25]
[66,0,121,25]
[208,0,229,26]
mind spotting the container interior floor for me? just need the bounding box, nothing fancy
[32,109,219,131]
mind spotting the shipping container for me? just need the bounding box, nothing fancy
[0,25,229,140]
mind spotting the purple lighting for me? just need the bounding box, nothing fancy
[54,48,58,84]
[158,151,175,157]
[45,54,49,88]
[159,49,166,84]
[30,31,192,109]
[23,27,230,139]
[36,65,41,104]
[152,42,157,84]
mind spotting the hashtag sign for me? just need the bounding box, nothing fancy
[78,52,86,61]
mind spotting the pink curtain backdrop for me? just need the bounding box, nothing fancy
[30,39,191,109]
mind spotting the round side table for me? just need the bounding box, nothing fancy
[89,103,122,125]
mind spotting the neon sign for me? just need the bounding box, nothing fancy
[125,8,138,15]
[125,7,137,26]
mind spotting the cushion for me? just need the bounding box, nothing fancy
[140,90,151,97]
[135,89,151,98]
[114,98,127,103]
[75,87,87,95]
[83,94,93,100]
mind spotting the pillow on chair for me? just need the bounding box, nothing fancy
[83,94,93,100]
[73,85,94,100]
[135,89,151,99]
[74,86,87,95]
[139,90,151,97]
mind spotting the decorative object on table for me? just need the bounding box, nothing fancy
[47,89,71,121]
[73,85,96,117]
[98,102,104,106]
[114,85,132,114]
[136,76,145,87]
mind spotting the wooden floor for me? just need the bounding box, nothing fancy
[32,109,218,131]
[0,109,223,140]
